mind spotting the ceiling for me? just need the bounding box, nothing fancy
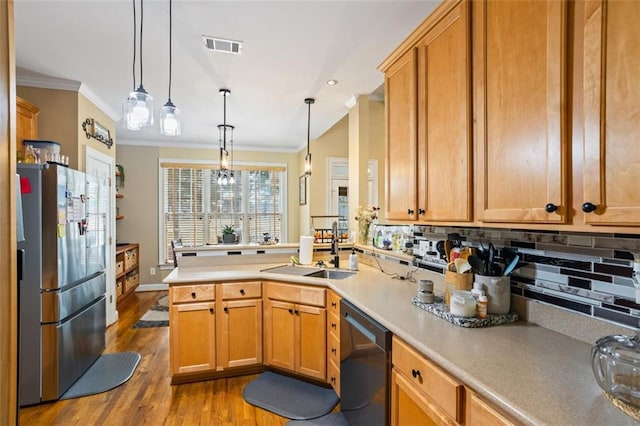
[14,0,438,152]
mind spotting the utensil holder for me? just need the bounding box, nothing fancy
[474,275,511,314]
[444,270,473,304]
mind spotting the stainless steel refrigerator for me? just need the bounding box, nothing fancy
[18,163,107,406]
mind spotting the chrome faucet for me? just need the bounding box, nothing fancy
[330,221,339,268]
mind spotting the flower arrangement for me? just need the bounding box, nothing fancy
[354,206,379,245]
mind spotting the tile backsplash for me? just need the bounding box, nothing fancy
[412,225,640,330]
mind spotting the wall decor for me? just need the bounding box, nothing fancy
[299,175,307,205]
[82,118,113,148]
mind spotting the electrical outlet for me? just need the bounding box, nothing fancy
[150,267,156,276]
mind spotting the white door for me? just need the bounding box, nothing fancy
[85,147,118,326]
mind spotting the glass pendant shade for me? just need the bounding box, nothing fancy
[160,100,181,136]
[220,148,229,170]
[123,86,154,130]
[304,152,312,176]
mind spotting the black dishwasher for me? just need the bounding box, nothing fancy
[340,299,392,425]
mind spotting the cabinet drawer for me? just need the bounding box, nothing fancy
[328,359,340,397]
[328,310,340,339]
[392,336,463,422]
[220,281,261,300]
[171,284,216,303]
[327,290,341,315]
[327,330,340,367]
[265,281,326,307]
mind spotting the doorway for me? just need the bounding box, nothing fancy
[85,147,118,326]
[327,157,378,219]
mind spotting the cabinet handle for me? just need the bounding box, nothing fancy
[331,302,337,308]
[582,202,597,213]
[288,309,293,314]
[191,292,196,299]
[240,289,245,295]
[331,323,337,329]
[330,377,336,384]
[331,347,337,354]
[407,208,414,215]
[545,203,558,213]
[294,310,300,315]
[224,306,229,313]
[209,308,214,314]
[411,369,421,378]
[418,208,425,215]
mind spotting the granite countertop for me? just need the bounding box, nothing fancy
[164,263,635,425]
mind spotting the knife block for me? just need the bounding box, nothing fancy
[444,270,473,304]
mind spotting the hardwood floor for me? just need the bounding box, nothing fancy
[19,291,288,425]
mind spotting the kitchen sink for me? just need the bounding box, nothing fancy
[260,265,357,280]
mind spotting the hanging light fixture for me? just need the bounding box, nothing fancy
[122,0,154,130]
[304,97,315,176]
[160,0,181,136]
[217,89,235,185]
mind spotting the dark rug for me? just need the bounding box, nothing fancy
[286,412,348,425]
[243,371,339,420]
[60,352,141,400]
[133,294,169,328]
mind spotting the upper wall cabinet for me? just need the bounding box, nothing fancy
[384,49,418,220]
[474,0,569,223]
[582,0,640,225]
[417,0,472,222]
[382,0,472,222]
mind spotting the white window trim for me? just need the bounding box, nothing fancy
[157,157,288,266]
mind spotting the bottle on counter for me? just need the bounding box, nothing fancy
[471,281,484,300]
[477,295,488,319]
[349,248,358,271]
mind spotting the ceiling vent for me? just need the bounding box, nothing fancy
[202,36,243,55]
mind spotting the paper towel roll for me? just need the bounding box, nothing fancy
[299,236,315,265]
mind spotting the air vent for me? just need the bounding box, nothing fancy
[201,36,243,55]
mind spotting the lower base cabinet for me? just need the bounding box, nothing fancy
[264,281,327,380]
[466,389,515,426]
[391,336,463,425]
[327,290,341,395]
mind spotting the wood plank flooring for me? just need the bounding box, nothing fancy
[19,291,288,425]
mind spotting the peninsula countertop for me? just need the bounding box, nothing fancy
[164,263,635,425]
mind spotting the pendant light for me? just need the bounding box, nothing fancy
[160,0,181,136]
[217,89,235,185]
[304,97,315,176]
[122,0,153,130]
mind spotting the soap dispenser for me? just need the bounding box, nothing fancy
[349,249,358,271]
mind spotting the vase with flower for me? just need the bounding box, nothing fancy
[354,206,379,245]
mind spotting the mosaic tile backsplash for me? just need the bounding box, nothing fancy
[411,225,640,330]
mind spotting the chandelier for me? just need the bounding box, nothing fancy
[217,88,235,185]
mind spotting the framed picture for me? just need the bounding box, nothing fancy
[299,175,307,205]
[82,118,113,148]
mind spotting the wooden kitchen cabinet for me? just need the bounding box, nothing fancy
[384,48,418,220]
[465,389,515,426]
[391,336,463,425]
[169,283,216,376]
[381,0,472,222]
[16,96,40,160]
[474,0,569,224]
[217,281,263,369]
[581,0,640,225]
[326,290,341,395]
[264,282,327,380]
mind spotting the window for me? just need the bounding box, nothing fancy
[160,161,285,264]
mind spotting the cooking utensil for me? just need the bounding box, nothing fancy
[454,258,472,274]
[468,255,484,275]
[444,240,452,263]
[503,255,520,276]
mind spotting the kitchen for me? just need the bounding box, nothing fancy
[3,0,640,424]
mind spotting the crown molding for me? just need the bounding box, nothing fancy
[16,67,119,121]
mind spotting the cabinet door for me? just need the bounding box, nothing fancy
[466,390,514,426]
[218,299,263,369]
[582,0,640,224]
[474,0,568,223]
[264,299,296,371]
[296,304,327,380]
[170,302,216,375]
[417,0,473,222]
[391,369,457,426]
[385,48,418,220]
[16,96,39,158]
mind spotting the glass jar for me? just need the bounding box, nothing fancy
[591,332,640,409]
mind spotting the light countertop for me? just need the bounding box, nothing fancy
[164,263,635,425]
